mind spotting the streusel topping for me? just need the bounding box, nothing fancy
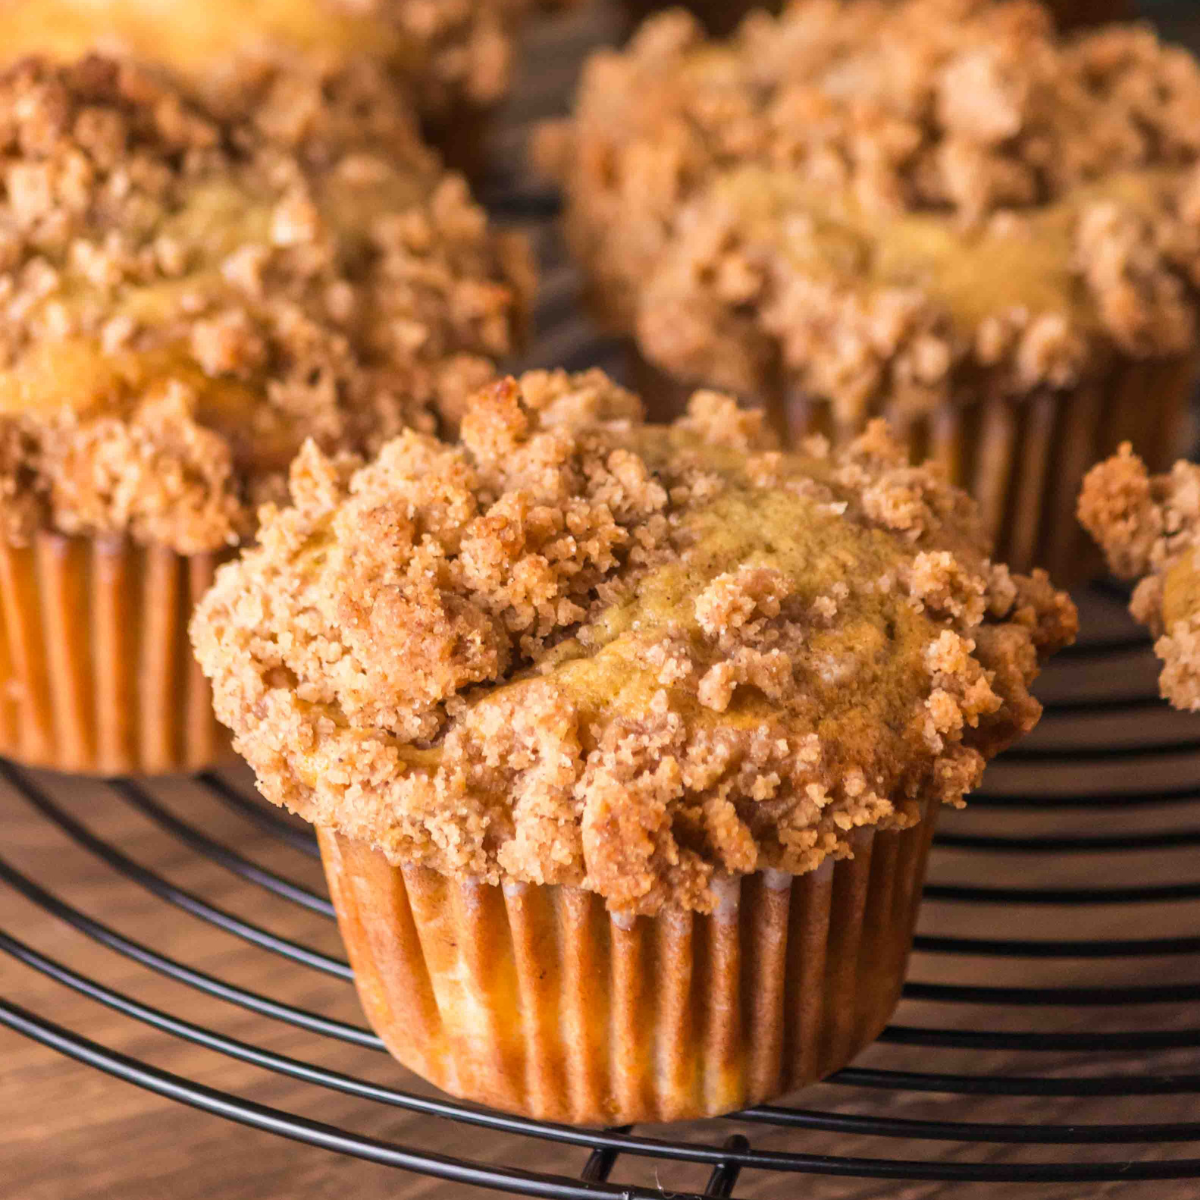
[0,56,531,554]
[543,0,1200,416]
[0,0,538,124]
[1080,445,1200,710]
[193,370,1075,915]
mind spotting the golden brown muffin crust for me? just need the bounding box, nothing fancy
[0,0,542,124]
[543,0,1200,417]
[0,56,532,554]
[193,370,1076,915]
[1080,444,1200,710]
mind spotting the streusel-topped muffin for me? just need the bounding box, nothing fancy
[193,369,1074,1122]
[0,0,553,173]
[617,0,1127,39]
[1081,446,1200,710]
[543,0,1200,577]
[0,55,531,774]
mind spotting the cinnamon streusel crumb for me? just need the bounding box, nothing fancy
[545,0,1200,416]
[194,369,1076,915]
[0,56,531,554]
[0,0,555,129]
[1081,444,1200,709]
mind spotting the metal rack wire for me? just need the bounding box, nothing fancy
[1,583,1199,1197]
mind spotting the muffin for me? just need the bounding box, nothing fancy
[192,369,1075,1123]
[1080,445,1200,709]
[0,0,556,176]
[542,0,1200,580]
[0,55,531,775]
[617,0,1127,38]
[619,1,783,38]
[1050,0,1131,28]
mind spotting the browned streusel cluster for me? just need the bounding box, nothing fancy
[0,56,531,554]
[1080,445,1200,709]
[0,0,553,129]
[193,369,1076,916]
[543,0,1200,416]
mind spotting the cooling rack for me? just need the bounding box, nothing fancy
[4,3,1200,1195]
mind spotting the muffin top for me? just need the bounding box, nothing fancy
[1080,444,1200,710]
[0,56,531,555]
[543,0,1200,418]
[193,369,1076,915]
[0,0,537,123]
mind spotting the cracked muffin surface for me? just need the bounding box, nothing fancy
[193,370,1076,916]
[542,0,1200,419]
[0,55,532,555]
[1080,445,1200,710]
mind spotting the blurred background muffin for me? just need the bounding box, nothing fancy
[617,0,1129,39]
[0,54,531,775]
[0,0,571,176]
[541,0,1200,581]
[1080,444,1200,708]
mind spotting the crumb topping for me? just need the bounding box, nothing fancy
[544,0,1200,415]
[1080,443,1200,710]
[0,57,532,553]
[0,0,545,124]
[193,369,1076,915]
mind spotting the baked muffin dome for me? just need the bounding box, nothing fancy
[0,55,532,556]
[192,369,1076,916]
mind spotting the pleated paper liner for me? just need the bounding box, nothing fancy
[319,799,938,1125]
[0,531,231,776]
[629,348,1197,584]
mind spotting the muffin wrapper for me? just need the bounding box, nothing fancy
[0,531,229,776]
[632,349,1197,583]
[318,799,938,1125]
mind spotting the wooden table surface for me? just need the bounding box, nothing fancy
[4,4,1200,1198]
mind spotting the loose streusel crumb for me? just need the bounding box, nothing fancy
[0,0,556,128]
[544,0,1200,418]
[1080,444,1200,709]
[193,369,1076,915]
[0,56,532,554]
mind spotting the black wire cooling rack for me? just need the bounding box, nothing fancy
[1,588,1200,1198]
